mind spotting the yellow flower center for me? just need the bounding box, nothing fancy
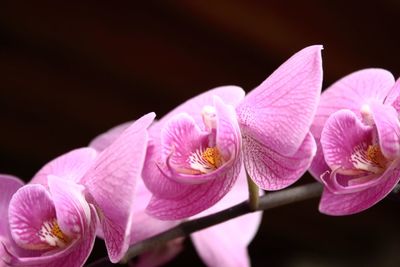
[38,219,69,248]
[351,143,387,174]
[188,147,223,174]
[202,147,223,169]
[366,145,386,168]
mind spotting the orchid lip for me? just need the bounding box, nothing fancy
[320,168,381,194]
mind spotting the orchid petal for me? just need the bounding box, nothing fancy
[31,148,98,185]
[319,160,400,215]
[320,110,373,172]
[0,175,24,238]
[81,112,155,263]
[236,45,323,156]
[0,175,24,260]
[243,131,316,190]
[312,69,395,140]
[146,155,241,220]
[8,184,56,250]
[89,121,133,152]
[192,169,262,267]
[370,102,400,160]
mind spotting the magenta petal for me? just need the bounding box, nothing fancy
[0,175,24,237]
[192,232,249,267]
[312,69,395,141]
[8,184,56,250]
[320,110,372,171]
[370,102,400,160]
[89,121,133,152]
[236,45,323,156]
[146,156,242,220]
[243,131,316,190]
[319,161,400,215]
[81,112,155,263]
[191,169,262,267]
[31,148,98,185]
[0,175,24,260]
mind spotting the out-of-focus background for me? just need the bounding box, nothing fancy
[1,1,400,266]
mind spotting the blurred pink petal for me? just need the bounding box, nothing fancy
[31,148,97,185]
[191,168,262,267]
[90,121,133,152]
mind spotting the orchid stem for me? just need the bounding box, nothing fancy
[121,182,400,264]
[246,173,260,210]
[121,182,323,263]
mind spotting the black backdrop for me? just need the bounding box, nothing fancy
[1,1,400,266]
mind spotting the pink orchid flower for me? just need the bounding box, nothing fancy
[310,69,400,215]
[139,45,322,219]
[91,133,263,267]
[0,113,154,266]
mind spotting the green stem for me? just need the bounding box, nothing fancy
[246,173,260,210]
[121,182,324,263]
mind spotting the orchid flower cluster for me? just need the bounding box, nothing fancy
[1,45,399,267]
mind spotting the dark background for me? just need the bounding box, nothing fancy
[1,1,400,266]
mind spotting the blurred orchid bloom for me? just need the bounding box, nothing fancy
[91,121,263,267]
[0,113,154,266]
[138,45,322,219]
[309,69,400,215]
